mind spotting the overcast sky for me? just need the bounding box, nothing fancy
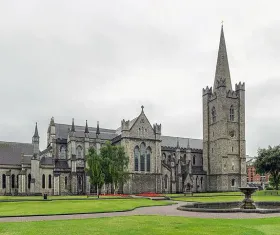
[0,0,279,157]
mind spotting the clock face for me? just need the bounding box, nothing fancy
[229,130,235,137]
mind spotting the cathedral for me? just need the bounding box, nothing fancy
[0,26,247,195]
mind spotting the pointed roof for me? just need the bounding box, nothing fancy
[33,122,39,138]
[96,121,100,136]
[213,25,232,91]
[71,118,75,132]
[85,120,89,133]
[176,137,180,149]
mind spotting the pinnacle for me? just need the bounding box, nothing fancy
[213,25,232,91]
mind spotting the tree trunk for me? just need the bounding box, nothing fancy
[97,186,99,198]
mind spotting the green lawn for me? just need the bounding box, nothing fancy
[0,195,126,200]
[0,199,173,217]
[0,216,280,235]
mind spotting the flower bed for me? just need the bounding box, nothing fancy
[136,192,164,197]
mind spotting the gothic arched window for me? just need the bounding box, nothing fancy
[2,174,6,189]
[168,155,171,164]
[77,146,83,158]
[193,155,196,165]
[28,174,31,189]
[230,105,234,121]
[201,177,203,187]
[162,153,166,162]
[140,143,146,172]
[16,175,19,188]
[146,147,151,172]
[11,174,15,188]
[42,174,45,189]
[48,175,52,188]
[134,146,140,171]
[212,106,216,123]
[164,175,168,189]
[65,176,68,188]
[60,146,66,159]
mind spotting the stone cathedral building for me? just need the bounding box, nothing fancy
[0,26,246,195]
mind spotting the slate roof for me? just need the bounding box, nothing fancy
[161,136,203,150]
[40,156,53,165]
[55,123,118,140]
[0,141,33,165]
[55,160,69,169]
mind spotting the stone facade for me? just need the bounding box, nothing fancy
[0,26,246,195]
[202,26,247,191]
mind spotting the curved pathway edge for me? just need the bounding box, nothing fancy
[1,201,280,222]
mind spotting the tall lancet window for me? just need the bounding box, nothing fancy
[140,143,146,172]
[134,146,140,171]
[146,147,151,172]
[230,105,234,121]
[212,106,216,123]
[60,146,66,159]
[77,146,83,158]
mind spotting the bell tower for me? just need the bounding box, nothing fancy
[202,25,247,191]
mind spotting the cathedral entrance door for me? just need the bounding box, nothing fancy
[77,175,84,194]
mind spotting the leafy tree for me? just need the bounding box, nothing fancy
[86,147,105,198]
[100,141,129,194]
[255,145,280,190]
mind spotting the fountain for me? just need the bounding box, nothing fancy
[239,187,258,209]
[177,187,280,213]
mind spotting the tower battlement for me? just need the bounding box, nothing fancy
[202,86,213,96]
[235,82,245,91]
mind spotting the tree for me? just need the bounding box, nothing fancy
[255,145,280,190]
[86,147,104,198]
[100,141,129,194]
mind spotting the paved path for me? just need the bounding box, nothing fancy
[1,201,280,222]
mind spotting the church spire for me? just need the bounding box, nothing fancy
[96,121,100,138]
[33,122,39,138]
[85,120,89,133]
[213,25,232,91]
[71,118,75,132]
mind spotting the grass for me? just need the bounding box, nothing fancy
[0,199,173,217]
[0,195,126,200]
[167,190,280,203]
[0,216,280,235]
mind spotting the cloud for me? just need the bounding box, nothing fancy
[0,0,280,157]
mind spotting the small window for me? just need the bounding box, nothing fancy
[232,146,233,152]
[42,174,45,189]
[193,156,196,165]
[28,174,31,189]
[48,175,52,188]
[231,179,235,186]
[11,174,15,188]
[230,105,234,121]
[65,176,68,188]
[77,146,83,158]
[16,175,19,188]
[2,174,6,189]
[212,107,216,123]
[164,175,168,189]
[212,148,213,153]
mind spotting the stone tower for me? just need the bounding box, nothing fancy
[202,26,247,192]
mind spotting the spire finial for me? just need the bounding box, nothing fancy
[176,137,180,149]
[85,120,89,133]
[96,121,100,137]
[221,20,223,26]
[33,122,39,138]
[71,118,75,132]
[187,138,190,149]
[141,105,144,112]
[213,24,232,92]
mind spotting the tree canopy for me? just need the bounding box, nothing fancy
[255,145,280,190]
[86,141,129,196]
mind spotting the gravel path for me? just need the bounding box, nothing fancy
[1,201,280,222]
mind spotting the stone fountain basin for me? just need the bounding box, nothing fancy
[178,201,280,214]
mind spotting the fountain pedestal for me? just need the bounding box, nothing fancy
[239,187,258,209]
